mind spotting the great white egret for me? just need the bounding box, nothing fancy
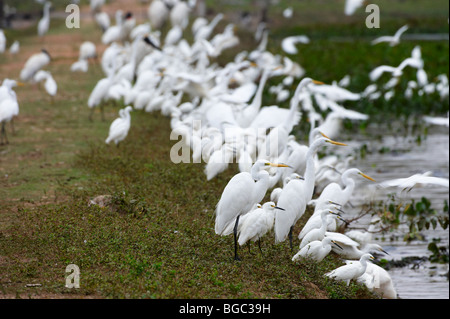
[274,136,348,249]
[0,80,22,145]
[325,253,375,286]
[378,171,449,192]
[215,159,290,260]
[20,49,51,82]
[238,202,285,253]
[313,168,376,213]
[0,29,6,53]
[371,25,409,46]
[292,237,343,263]
[37,2,52,37]
[352,261,398,298]
[105,106,133,145]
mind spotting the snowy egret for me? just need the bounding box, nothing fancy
[238,202,285,253]
[292,237,343,263]
[325,253,375,286]
[331,242,388,260]
[378,171,449,192]
[215,159,290,260]
[299,209,343,249]
[105,106,133,145]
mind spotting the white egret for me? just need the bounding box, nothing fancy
[238,202,285,252]
[292,237,343,263]
[71,59,89,73]
[325,253,375,286]
[274,137,348,249]
[378,171,449,192]
[215,159,289,260]
[20,49,51,82]
[371,25,409,46]
[0,81,21,145]
[33,70,57,98]
[298,203,346,240]
[148,0,170,30]
[299,209,343,249]
[314,168,376,213]
[281,35,310,55]
[37,2,52,37]
[9,40,20,55]
[95,12,110,32]
[353,261,398,299]
[79,41,97,60]
[270,174,304,203]
[331,242,388,260]
[344,0,365,16]
[423,113,449,127]
[0,29,6,53]
[105,106,133,145]
[170,0,191,30]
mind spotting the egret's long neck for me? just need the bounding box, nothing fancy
[304,144,319,201]
[340,171,355,202]
[247,68,270,113]
[253,171,270,204]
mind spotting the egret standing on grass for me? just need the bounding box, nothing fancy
[292,237,343,263]
[37,2,52,37]
[20,49,51,82]
[105,106,133,146]
[215,159,290,261]
[238,202,285,254]
[325,253,375,286]
[274,137,348,249]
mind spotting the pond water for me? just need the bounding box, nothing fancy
[334,124,449,299]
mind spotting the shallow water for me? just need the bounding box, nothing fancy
[333,124,449,299]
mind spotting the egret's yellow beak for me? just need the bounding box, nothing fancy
[270,163,290,168]
[359,172,376,182]
[320,131,330,139]
[326,139,348,146]
[312,80,325,85]
[250,62,258,67]
[17,82,26,87]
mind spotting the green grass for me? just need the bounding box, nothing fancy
[0,0,448,299]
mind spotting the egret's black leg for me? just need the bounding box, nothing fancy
[288,225,294,251]
[258,238,263,254]
[233,215,241,261]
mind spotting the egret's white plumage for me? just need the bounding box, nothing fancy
[325,253,375,286]
[105,106,133,145]
[371,25,409,46]
[20,49,51,82]
[292,237,343,262]
[37,2,52,37]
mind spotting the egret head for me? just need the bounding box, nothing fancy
[265,202,285,211]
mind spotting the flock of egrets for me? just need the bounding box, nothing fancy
[1,0,449,299]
